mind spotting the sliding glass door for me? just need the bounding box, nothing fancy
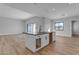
[27,24,36,34]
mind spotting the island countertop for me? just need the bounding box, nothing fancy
[23,32,49,36]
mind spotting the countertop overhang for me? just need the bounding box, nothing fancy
[23,32,55,36]
[23,32,49,36]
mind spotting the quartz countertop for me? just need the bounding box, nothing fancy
[23,32,49,36]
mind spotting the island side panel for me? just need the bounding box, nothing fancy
[25,34,36,52]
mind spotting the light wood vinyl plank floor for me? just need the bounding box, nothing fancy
[0,34,79,55]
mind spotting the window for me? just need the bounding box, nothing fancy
[55,22,64,31]
[27,24,36,34]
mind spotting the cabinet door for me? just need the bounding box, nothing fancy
[36,38,41,49]
[41,34,49,47]
[26,35,36,49]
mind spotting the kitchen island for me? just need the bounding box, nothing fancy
[24,32,55,52]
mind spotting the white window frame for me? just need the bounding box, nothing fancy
[55,22,64,31]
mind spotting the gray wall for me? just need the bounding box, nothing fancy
[24,16,45,33]
[51,19,72,37]
[0,16,74,37]
[24,16,72,37]
[0,16,52,35]
[44,18,51,32]
[72,21,79,35]
[0,17,24,35]
[24,16,52,33]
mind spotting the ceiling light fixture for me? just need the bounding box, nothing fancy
[33,3,37,5]
[52,8,56,11]
[68,3,72,6]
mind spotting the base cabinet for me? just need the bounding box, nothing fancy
[36,38,41,49]
[49,32,56,44]
[25,34,49,52]
[41,34,49,47]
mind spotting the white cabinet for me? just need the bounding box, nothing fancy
[25,34,49,52]
[41,34,49,47]
[25,35,36,52]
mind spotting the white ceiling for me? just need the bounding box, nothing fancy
[1,3,79,20]
[0,4,34,20]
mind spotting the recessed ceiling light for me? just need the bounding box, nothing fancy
[33,3,37,5]
[52,8,56,11]
[68,3,72,6]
